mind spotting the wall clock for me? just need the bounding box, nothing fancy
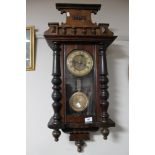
[44,3,117,152]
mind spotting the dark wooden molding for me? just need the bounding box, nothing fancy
[56,3,101,14]
[44,24,115,37]
[44,36,117,48]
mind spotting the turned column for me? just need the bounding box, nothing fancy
[99,43,110,139]
[48,42,62,142]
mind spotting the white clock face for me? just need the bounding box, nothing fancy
[67,50,93,77]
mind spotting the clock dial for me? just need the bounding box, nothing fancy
[69,91,89,112]
[67,50,93,77]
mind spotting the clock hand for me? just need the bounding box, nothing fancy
[79,54,83,64]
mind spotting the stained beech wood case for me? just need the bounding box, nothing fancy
[44,3,117,152]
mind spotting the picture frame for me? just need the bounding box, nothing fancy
[26,25,35,71]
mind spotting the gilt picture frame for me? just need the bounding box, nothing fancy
[26,25,35,71]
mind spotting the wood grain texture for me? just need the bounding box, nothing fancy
[44,3,117,151]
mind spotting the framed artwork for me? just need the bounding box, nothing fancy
[26,25,35,71]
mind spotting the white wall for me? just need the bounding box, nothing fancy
[26,0,129,155]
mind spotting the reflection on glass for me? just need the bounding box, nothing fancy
[65,52,95,116]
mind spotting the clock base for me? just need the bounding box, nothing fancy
[48,118,115,151]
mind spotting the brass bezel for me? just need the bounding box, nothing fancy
[66,50,93,77]
[69,91,89,112]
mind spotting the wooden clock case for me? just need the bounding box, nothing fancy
[44,3,117,152]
